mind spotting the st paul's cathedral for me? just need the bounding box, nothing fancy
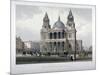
[40,10,82,55]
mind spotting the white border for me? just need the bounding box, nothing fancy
[10,0,96,74]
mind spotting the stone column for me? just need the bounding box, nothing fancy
[57,32,58,39]
[50,42,52,51]
[52,42,54,52]
[48,42,50,52]
[56,42,58,53]
[60,32,62,39]
[48,33,50,39]
[47,42,49,52]
[58,42,60,52]
[60,42,62,52]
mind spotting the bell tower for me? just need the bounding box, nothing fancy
[67,10,75,28]
[66,10,77,60]
[66,10,76,40]
[42,12,51,29]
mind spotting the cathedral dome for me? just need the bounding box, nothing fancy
[53,16,65,30]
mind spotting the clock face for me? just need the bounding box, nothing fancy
[69,15,73,18]
[68,15,73,21]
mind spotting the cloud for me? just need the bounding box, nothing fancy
[16,5,42,20]
[16,5,92,48]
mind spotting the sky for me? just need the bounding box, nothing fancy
[16,4,92,48]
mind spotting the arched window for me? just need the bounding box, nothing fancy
[54,42,56,46]
[49,42,52,50]
[58,42,60,47]
[58,42,60,50]
[69,44,71,49]
[54,42,57,51]
[58,32,60,39]
[50,33,52,39]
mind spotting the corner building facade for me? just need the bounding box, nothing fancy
[40,10,82,55]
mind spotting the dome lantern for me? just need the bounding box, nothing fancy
[53,16,65,30]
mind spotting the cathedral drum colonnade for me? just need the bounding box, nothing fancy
[40,10,82,56]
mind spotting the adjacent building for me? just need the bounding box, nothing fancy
[24,41,40,52]
[16,36,24,54]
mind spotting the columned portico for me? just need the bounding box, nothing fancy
[49,31,65,40]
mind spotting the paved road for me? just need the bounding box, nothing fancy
[16,56,92,64]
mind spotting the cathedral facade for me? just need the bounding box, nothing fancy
[40,10,82,55]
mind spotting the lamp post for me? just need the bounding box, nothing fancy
[74,29,77,61]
